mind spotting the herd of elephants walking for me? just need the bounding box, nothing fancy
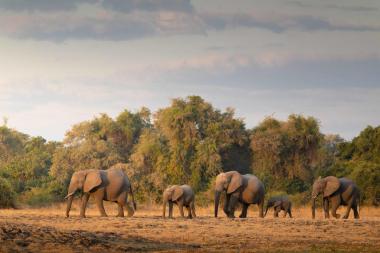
[65,167,361,220]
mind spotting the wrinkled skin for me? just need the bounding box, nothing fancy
[65,167,136,218]
[214,171,265,218]
[312,176,360,219]
[264,196,293,218]
[162,185,196,219]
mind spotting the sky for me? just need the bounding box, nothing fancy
[0,0,379,141]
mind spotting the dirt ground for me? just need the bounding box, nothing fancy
[0,202,379,253]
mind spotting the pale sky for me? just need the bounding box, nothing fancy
[0,0,379,140]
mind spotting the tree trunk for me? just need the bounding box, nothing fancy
[312,198,316,219]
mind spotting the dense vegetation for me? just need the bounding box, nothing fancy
[0,96,379,207]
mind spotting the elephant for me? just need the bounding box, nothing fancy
[264,196,292,218]
[65,167,136,218]
[162,185,196,219]
[214,171,265,218]
[312,176,360,219]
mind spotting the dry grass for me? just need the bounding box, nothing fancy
[0,201,379,252]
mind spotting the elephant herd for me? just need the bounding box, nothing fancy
[65,168,361,220]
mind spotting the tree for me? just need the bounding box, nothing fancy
[129,96,250,201]
[50,109,150,197]
[250,115,323,193]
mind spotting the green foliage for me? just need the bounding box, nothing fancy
[0,96,379,207]
[129,96,250,201]
[251,115,323,193]
[0,177,16,208]
[50,108,151,197]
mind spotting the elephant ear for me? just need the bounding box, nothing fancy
[227,171,243,194]
[171,186,184,201]
[323,176,340,197]
[83,170,102,193]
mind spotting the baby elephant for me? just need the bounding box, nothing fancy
[264,196,293,218]
[162,185,196,219]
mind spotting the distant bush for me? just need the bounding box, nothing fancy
[19,187,56,206]
[0,177,16,208]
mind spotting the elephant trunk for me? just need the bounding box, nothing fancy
[66,195,74,218]
[65,180,78,218]
[312,197,316,219]
[214,191,222,218]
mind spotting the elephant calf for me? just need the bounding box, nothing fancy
[162,185,196,219]
[264,196,292,218]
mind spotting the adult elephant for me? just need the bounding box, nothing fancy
[65,167,136,218]
[214,171,265,218]
[162,185,196,219]
[311,176,360,219]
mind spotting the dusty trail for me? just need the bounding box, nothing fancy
[0,206,379,252]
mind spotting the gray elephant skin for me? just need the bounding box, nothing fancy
[264,196,292,218]
[312,176,360,219]
[162,185,196,219]
[65,167,136,218]
[214,171,265,218]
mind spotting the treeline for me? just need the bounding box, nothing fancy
[0,96,379,207]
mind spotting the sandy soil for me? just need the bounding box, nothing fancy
[0,203,379,252]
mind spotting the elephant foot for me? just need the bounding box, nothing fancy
[80,215,86,218]
[227,214,235,219]
[239,214,247,218]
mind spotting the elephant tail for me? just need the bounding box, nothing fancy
[130,184,137,211]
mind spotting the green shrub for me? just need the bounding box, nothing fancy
[19,187,56,206]
[0,177,16,208]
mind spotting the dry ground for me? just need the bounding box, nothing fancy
[0,201,379,253]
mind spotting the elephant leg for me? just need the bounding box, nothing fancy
[227,194,238,218]
[323,198,330,219]
[80,193,90,218]
[92,189,107,217]
[343,198,353,219]
[169,201,174,218]
[223,194,231,216]
[258,200,264,218]
[274,206,280,218]
[288,208,293,218]
[178,202,185,218]
[353,204,360,219]
[186,206,192,219]
[191,201,196,218]
[330,196,341,219]
[116,203,124,217]
[239,203,249,218]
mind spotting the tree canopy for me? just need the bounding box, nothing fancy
[0,96,378,206]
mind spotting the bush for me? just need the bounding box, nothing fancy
[19,187,56,206]
[0,177,16,208]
